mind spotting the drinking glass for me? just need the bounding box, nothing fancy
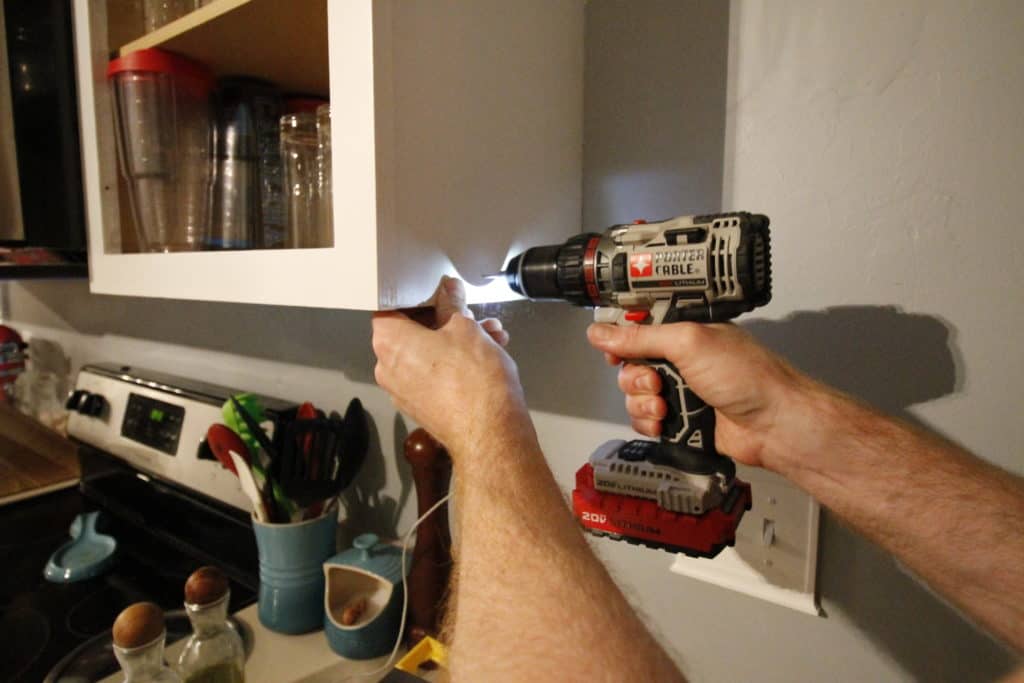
[281,112,322,248]
[142,0,199,33]
[316,104,333,247]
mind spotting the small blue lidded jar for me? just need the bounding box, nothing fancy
[323,533,408,660]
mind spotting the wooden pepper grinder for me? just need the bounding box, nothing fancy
[403,428,453,645]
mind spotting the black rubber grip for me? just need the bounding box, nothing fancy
[638,359,732,476]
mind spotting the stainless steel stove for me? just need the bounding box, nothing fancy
[0,364,295,682]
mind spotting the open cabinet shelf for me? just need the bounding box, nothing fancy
[118,0,328,95]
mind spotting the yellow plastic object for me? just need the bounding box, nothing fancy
[396,636,449,674]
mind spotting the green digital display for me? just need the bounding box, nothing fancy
[149,408,165,422]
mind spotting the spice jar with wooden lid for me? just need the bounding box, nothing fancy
[176,566,246,683]
[112,602,182,682]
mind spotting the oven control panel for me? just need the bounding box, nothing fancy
[68,364,294,512]
[121,393,184,455]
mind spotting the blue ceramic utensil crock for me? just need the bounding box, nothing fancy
[323,533,408,659]
[252,510,337,634]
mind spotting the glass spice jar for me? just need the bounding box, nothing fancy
[113,602,182,683]
[176,566,245,683]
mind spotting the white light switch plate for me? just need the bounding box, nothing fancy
[670,466,821,616]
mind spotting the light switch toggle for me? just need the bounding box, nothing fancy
[762,519,776,546]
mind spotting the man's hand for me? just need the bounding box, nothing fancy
[372,276,527,458]
[592,319,1024,653]
[587,321,808,471]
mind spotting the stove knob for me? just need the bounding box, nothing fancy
[65,389,87,411]
[82,393,107,417]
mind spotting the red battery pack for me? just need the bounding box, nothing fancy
[572,463,752,558]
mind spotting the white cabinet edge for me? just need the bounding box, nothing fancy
[71,0,110,279]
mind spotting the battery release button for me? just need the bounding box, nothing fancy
[624,310,650,322]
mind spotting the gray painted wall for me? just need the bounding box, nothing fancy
[3,1,1021,680]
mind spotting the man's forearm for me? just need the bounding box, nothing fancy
[773,380,1024,651]
[446,419,685,682]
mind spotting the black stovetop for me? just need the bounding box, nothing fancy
[0,450,258,683]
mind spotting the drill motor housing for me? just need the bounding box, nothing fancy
[505,212,771,326]
[499,212,772,558]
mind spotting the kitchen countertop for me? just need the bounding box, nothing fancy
[0,402,79,505]
[100,603,397,683]
[235,603,397,683]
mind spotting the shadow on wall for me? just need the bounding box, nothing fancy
[340,413,413,544]
[750,309,1015,681]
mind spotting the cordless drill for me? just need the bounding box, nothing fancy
[492,212,772,558]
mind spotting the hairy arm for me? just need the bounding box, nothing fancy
[779,379,1024,650]
[590,321,1024,653]
[445,407,684,681]
[372,279,685,682]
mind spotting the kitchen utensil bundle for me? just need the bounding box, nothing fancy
[206,394,367,524]
[204,393,366,635]
[273,399,369,508]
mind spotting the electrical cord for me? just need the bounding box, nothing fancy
[338,491,453,681]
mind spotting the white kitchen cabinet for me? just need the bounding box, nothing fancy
[72,0,582,309]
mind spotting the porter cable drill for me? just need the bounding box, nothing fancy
[490,213,772,558]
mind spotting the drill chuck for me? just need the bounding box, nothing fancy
[505,233,603,306]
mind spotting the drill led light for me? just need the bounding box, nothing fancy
[436,262,521,305]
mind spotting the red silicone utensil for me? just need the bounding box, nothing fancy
[206,423,250,475]
[297,401,317,476]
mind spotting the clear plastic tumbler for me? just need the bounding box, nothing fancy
[281,112,323,248]
[316,103,332,246]
[107,49,213,253]
[210,77,281,250]
[143,0,201,34]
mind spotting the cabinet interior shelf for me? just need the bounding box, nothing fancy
[117,0,328,95]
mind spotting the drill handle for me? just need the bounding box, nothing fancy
[642,359,720,457]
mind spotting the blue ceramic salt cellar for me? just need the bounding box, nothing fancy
[323,533,408,660]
